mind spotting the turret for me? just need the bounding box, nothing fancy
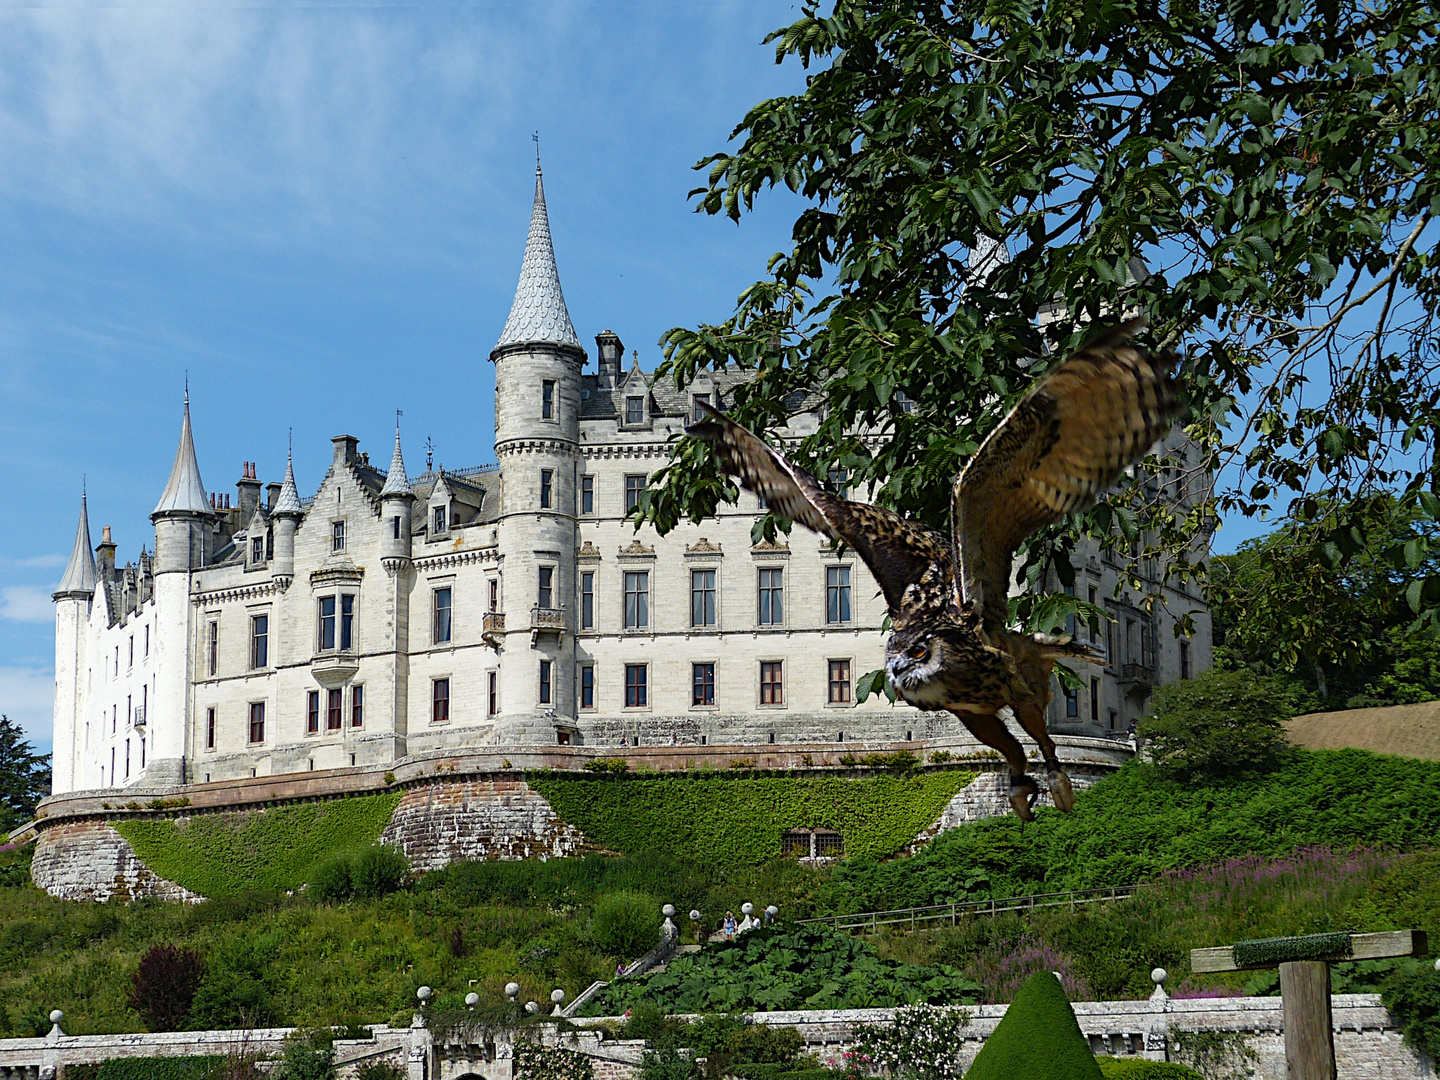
[52,492,97,793]
[271,448,304,586]
[490,159,585,743]
[150,392,215,574]
[379,421,415,567]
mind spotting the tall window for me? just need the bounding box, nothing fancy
[541,379,556,419]
[691,569,716,627]
[692,663,715,706]
[625,664,648,707]
[319,596,337,651]
[326,688,342,730]
[1087,586,1098,641]
[307,690,320,733]
[1180,641,1191,680]
[760,661,784,705]
[692,393,710,421]
[540,469,553,509]
[624,474,646,513]
[488,578,499,612]
[352,685,364,727]
[207,622,218,677]
[828,659,851,703]
[433,587,453,643]
[250,614,269,669]
[580,572,594,629]
[248,702,265,743]
[1064,582,1077,637]
[1065,685,1079,717]
[488,671,498,715]
[433,505,447,533]
[538,567,554,609]
[758,568,784,625]
[826,566,852,624]
[251,537,264,563]
[1090,677,1100,721]
[206,707,216,750]
[340,594,355,650]
[332,520,346,551]
[580,475,594,514]
[392,515,402,540]
[580,666,595,709]
[625,396,644,424]
[432,678,450,723]
[539,660,552,704]
[623,571,650,629]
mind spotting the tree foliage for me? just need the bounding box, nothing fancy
[641,0,1440,628]
[128,943,205,1032]
[1212,501,1440,706]
[1139,669,1294,779]
[0,715,50,835]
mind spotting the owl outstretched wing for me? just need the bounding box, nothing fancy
[952,317,1182,630]
[687,401,953,626]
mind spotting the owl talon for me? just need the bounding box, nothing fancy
[1046,766,1076,813]
[1009,776,1039,822]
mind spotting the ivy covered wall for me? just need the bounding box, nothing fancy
[526,771,976,868]
[114,793,401,897]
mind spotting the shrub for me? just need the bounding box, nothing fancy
[62,1057,221,1080]
[515,1039,596,1080]
[592,890,661,959]
[187,935,280,1030]
[1096,1061,1202,1079]
[307,845,409,903]
[964,972,1103,1080]
[355,1064,407,1080]
[273,1031,335,1080]
[584,758,630,774]
[128,944,205,1032]
[1140,670,1293,780]
[849,1004,970,1080]
[1382,960,1440,1062]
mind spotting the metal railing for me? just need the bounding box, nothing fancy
[799,885,1141,933]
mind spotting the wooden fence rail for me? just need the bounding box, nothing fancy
[798,885,1142,933]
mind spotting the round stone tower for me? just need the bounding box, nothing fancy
[490,162,585,744]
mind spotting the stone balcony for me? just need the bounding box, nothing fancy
[311,652,360,689]
[1118,661,1157,689]
[530,605,566,645]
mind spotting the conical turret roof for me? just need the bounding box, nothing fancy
[55,492,98,599]
[493,164,582,354]
[379,424,414,498]
[152,393,212,518]
[273,449,304,516]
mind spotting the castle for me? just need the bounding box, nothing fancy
[49,165,1212,795]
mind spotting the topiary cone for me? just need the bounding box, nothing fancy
[965,972,1103,1080]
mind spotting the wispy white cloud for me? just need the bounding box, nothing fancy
[17,554,65,569]
[0,664,53,753]
[0,586,55,624]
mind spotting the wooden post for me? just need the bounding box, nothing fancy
[1279,961,1335,1080]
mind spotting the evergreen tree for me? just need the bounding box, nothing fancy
[0,715,51,835]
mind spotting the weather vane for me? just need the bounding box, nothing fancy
[533,130,540,168]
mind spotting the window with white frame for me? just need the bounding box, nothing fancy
[623,571,649,629]
[433,587,453,644]
[542,379,556,419]
[624,474,646,513]
[538,566,554,609]
[540,469,553,509]
[250,614,269,669]
[332,520,346,551]
[826,565,852,624]
[625,396,645,425]
[758,568,784,625]
[625,664,648,707]
[691,569,716,627]
[760,661,784,705]
[580,571,594,629]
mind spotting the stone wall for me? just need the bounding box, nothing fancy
[380,776,592,872]
[29,819,200,903]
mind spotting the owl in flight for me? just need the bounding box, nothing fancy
[687,318,1181,820]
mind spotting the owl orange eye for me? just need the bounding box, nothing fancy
[908,645,928,660]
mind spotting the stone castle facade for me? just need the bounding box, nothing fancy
[50,165,1211,795]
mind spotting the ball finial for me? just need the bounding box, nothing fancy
[466,992,480,1009]
[525,1000,540,1014]
[551,989,567,1004]
[741,902,754,916]
[49,1010,64,1024]
[689,909,701,922]
[416,986,433,1003]
[662,904,676,918]
[1151,967,1168,986]
[505,981,521,1000]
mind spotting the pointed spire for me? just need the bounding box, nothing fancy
[380,416,414,498]
[55,492,99,599]
[152,390,213,518]
[273,442,304,517]
[493,160,582,355]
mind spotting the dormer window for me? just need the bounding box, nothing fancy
[692,393,710,422]
[625,396,645,425]
[542,380,556,420]
[434,505,447,533]
[250,537,264,563]
[332,521,346,552]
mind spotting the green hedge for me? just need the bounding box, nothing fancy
[115,793,401,898]
[527,771,974,868]
[63,1055,221,1080]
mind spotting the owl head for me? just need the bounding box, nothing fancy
[885,618,968,710]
